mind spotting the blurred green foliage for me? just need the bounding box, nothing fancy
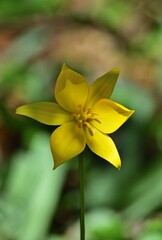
[0,132,68,239]
[0,0,162,239]
[0,0,65,22]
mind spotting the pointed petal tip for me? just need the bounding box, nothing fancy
[15,108,19,114]
[53,160,63,170]
[130,109,135,116]
[108,68,120,78]
[15,106,23,115]
[114,160,121,170]
[52,162,55,170]
[59,63,68,73]
[62,62,68,69]
[52,159,61,170]
[117,165,121,170]
[111,67,120,74]
[62,62,73,71]
[53,164,57,170]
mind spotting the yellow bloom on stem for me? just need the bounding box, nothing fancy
[16,64,134,169]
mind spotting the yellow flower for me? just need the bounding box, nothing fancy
[16,64,134,169]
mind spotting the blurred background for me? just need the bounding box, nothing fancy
[0,0,162,239]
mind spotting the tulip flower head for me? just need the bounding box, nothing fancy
[16,64,134,169]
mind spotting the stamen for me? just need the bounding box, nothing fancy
[78,120,83,128]
[88,126,94,136]
[78,105,83,114]
[87,108,92,113]
[86,113,92,118]
[93,118,101,124]
[73,107,100,134]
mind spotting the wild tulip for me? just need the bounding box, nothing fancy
[16,63,134,169]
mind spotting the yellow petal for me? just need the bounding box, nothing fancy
[16,102,72,125]
[50,122,86,169]
[85,126,121,169]
[91,99,135,134]
[86,68,119,108]
[55,63,89,113]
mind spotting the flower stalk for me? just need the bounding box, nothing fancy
[78,154,85,240]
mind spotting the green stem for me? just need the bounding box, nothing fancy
[78,154,85,240]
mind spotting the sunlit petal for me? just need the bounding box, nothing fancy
[16,102,72,125]
[85,126,121,169]
[91,99,135,133]
[50,122,86,169]
[86,68,119,108]
[55,63,89,112]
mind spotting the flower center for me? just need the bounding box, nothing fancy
[73,105,100,135]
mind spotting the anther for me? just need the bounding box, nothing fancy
[93,118,101,124]
[78,120,83,128]
[84,122,94,136]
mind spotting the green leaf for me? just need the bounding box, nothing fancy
[0,132,68,240]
